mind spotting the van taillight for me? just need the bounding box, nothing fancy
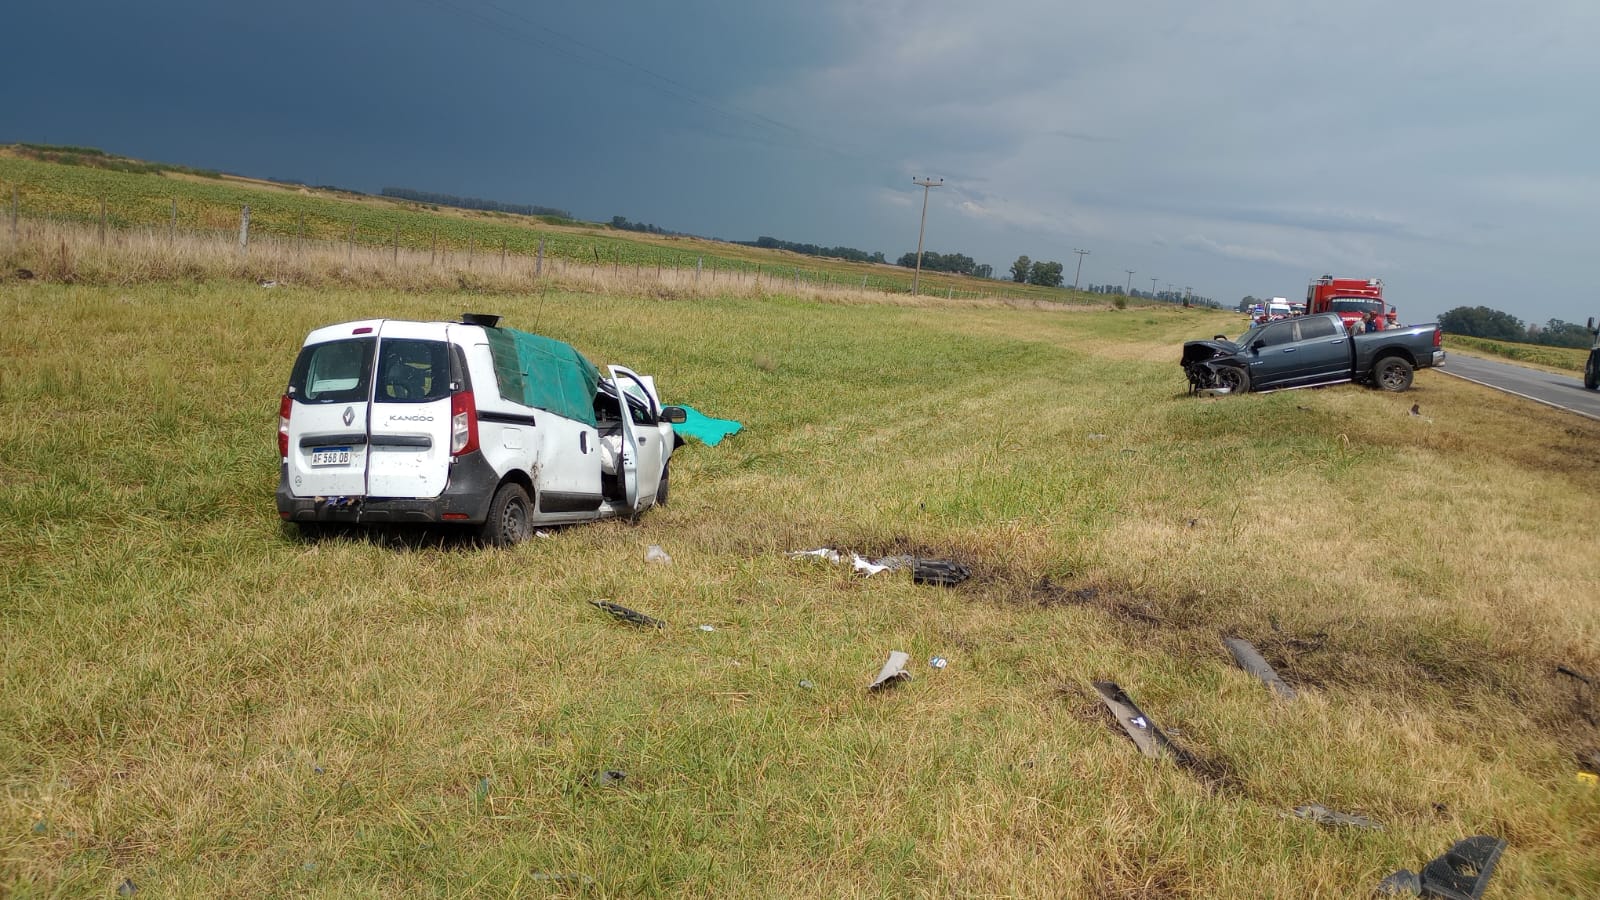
[450,390,479,456]
[1433,327,1442,348]
[278,394,292,459]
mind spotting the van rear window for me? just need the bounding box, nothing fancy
[376,339,451,404]
[289,338,375,403]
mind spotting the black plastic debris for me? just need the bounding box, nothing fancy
[910,559,970,587]
[1289,803,1382,830]
[1223,637,1297,700]
[589,600,665,629]
[593,770,626,787]
[1419,835,1506,900]
[1375,869,1421,897]
[868,652,912,692]
[1091,681,1176,760]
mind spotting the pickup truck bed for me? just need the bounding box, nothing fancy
[1181,313,1444,394]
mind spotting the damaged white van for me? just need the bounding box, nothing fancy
[275,314,685,545]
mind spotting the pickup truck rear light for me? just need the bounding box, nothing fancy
[1433,326,1442,348]
[278,394,292,459]
[450,390,479,456]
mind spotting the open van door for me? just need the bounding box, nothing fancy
[607,366,665,514]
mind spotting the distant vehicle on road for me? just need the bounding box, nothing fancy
[1181,312,1445,394]
[1306,275,1397,331]
[1586,317,1599,391]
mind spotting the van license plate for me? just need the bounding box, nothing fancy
[310,446,352,466]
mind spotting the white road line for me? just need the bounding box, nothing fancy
[1435,367,1600,423]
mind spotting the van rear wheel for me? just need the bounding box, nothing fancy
[479,483,531,547]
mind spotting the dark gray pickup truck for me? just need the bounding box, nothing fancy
[1181,312,1444,394]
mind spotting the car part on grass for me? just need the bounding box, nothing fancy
[1418,836,1506,900]
[868,651,912,692]
[930,656,948,670]
[1091,681,1176,760]
[789,548,970,585]
[909,559,971,587]
[592,770,627,787]
[1223,637,1298,700]
[645,544,671,564]
[1288,803,1382,830]
[589,599,665,629]
[1376,869,1422,897]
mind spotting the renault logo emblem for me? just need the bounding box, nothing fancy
[343,406,355,426]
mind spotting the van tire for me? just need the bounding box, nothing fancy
[1373,356,1414,392]
[1585,352,1599,390]
[654,463,670,507]
[479,483,532,547]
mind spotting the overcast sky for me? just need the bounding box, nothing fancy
[4,0,1597,324]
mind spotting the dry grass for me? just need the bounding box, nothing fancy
[1,279,1597,897]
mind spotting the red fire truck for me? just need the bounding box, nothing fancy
[1306,275,1396,330]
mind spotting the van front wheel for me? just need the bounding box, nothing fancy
[479,483,532,547]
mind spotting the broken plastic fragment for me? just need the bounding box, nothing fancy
[1418,836,1506,900]
[590,599,665,628]
[1091,681,1176,760]
[788,548,842,563]
[1223,637,1297,700]
[930,656,948,670]
[593,770,627,787]
[699,624,715,632]
[1375,869,1421,896]
[911,559,971,587]
[798,680,815,690]
[868,651,912,691]
[644,545,671,564]
[1289,803,1382,830]
[850,554,890,576]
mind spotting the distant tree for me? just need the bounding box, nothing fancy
[1238,295,1258,313]
[973,263,993,279]
[1531,319,1594,349]
[1010,256,1032,283]
[1438,305,1526,341]
[1027,260,1064,287]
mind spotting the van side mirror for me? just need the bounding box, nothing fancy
[660,406,687,425]
[1589,317,1597,333]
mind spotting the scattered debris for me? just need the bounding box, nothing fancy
[1288,803,1382,830]
[534,530,552,539]
[1409,403,1421,417]
[1091,681,1176,760]
[1223,637,1298,700]
[868,651,912,692]
[788,548,970,585]
[31,818,46,834]
[15,268,35,280]
[117,879,138,897]
[592,770,626,787]
[698,624,715,632]
[589,599,665,629]
[797,680,815,690]
[1419,836,1506,900]
[1556,664,1592,685]
[1375,869,1422,896]
[258,278,279,288]
[644,544,672,564]
[929,656,948,670]
[1578,772,1597,788]
[1087,433,1108,440]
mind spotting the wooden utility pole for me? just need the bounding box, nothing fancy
[1071,248,1090,292]
[1125,269,1135,295]
[911,176,943,295]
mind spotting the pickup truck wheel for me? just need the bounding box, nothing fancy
[479,483,532,547]
[1373,356,1414,392]
[654,463,670,507]
[1214,366,1250,395]
[1585,353,1599,390]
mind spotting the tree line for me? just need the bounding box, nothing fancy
[895,251,992,278]
[1438,305,1594,349]
[738,236,887,264]
[381,187,572,220]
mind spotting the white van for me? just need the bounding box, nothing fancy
[275,314,685,544]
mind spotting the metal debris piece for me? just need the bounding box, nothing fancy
[797,680,815,690]
[911,559,970,587]
[698,624,715,632]
[593,770,626,787]
[1223,637,1298,700]
[1419,836,1506,900]
[1091,681,1176,760]
[1556,665,1593,685]
[117,879,138,897]
[868,651,912,692]
[644,544,672,564]
[1289,803,1382,830]
[589,599,665,629]
[1376,869,1421,896]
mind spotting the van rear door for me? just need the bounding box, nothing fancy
[284,331,378,499]
[366,322,456,498]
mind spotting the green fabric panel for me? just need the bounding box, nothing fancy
[674,405,742,446]
[482,328,599,426]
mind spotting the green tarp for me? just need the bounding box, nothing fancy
[483,328,600,426]
[674,405,742,446]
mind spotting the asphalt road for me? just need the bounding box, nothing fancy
[1436,352,1600,421]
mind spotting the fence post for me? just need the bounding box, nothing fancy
[9,187,17,245]
[536,238,544,276]
[347,223,354,263]
[695,256,702,285]
[430,231,437,267]
[468,232,475,269]
[238,205,250,254]
[500,236,506,272]
[861,275,868,288]
[755,264,761,286]
[168,199,176,242]
[298,213,305,255]
[947,286,953,299]
[100,200,108,246]
[392,226,399,264]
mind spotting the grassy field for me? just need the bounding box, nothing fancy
[0,147,1098,303]
[2,273,1598,897]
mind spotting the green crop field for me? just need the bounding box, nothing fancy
[2,273,1597,896]
[1445,334,1590,373]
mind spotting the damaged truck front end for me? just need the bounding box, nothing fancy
[1181,338,1250,395]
